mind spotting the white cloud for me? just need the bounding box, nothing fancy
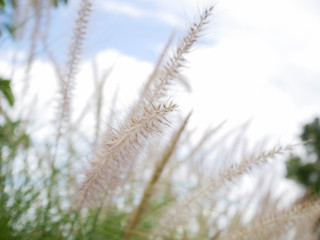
[0,49,153,143]
[178,0,320,142]
[99,1,143,18]
[99,0,182,27]
[1,0,320,145]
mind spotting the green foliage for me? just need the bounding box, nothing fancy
[0,78,14,106]
[52,0,68,7]
[0,117,30,149]
[87,210,127,240]
[301,118,320,157]
[0,93,145,240]
[287,156,320,193]
[0,0,5,9]
[286,117,320,194]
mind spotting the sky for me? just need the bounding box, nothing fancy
[0,0,320,145]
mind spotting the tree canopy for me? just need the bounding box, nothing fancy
[286,117,320,195]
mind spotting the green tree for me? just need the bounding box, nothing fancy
[286,117,320,195]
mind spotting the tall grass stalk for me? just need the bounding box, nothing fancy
[123,112,191,240]
[1,1,319,240]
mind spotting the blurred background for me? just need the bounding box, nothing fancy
[1,0,319,143]
[1,1,320,239]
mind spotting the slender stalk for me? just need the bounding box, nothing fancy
[56,0,92,141]
[183,144,296,208]
[123,112,192,240]
[77,102,177,207]
[226,198,320,240]
[144,5,214,105]
[154,144,297,238]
